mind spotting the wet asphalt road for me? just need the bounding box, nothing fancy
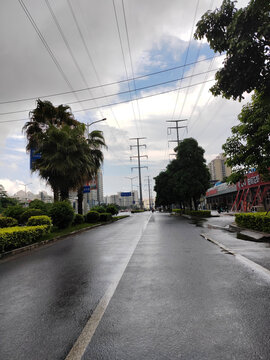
[1,212,270,359]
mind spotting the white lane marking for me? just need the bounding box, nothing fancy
[201,233,270,282]
[65,213,152,360]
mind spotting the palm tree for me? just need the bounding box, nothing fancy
[77,130,107,214]
[23,99,80,151]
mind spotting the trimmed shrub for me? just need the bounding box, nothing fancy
[235,212,270,233]
[29,199,52,214]
[27,215,52,227]
[185,210,211,217]
[0,225,49,253]
[91,205,107,214]
[3,205,25,221]
[20,208,44,224]
[99,212,112,222]
[72,213,84,225]
[85,211,100,223]
[106,204,119,215]
[172,209,184,215]
[0,217,18,228]
[49,201,74,229]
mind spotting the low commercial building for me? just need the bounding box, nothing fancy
[205,170,270,212]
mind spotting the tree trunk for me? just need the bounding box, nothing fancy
[53,187,59,202]
[77,186,84,215]
[60,188,69,201]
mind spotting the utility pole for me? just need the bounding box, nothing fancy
[130,137,148,210]
[19,182,32,206]
[167,119,188,147]
[146,176,152,210]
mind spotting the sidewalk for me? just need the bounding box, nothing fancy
[200,213,270,273]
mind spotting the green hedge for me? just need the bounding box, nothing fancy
[27,215,52,227]
[0,217,18,228]
[20,208,45,224]
[0,225,49,253]
[99,212,112,222]
[85,211,100,223]
[172,209,211,217]
[185,210,211,217]
[235,212,270,233]
[72,213,84,225]
[172,209,184,215]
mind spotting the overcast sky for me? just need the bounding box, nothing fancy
[0,0,250,198]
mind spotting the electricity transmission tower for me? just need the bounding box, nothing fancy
[130,137,148,209]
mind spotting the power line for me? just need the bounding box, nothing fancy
[0,55,222,105]
[44,0,104,119]
[66,0,122,131]
[112,0,140,137]
[122,0,143,136]
[0,69,218,116]
[17,0,78,102]
[0,78,215,125]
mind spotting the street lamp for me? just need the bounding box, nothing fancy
[19,182,32,206]
[125,176,138,209]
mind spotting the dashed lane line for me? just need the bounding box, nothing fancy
[65,213,152,360]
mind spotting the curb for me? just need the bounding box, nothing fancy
[0,216,131,261]
[200,233,270,281]
[0,223,103,261]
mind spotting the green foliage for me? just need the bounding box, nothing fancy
[29,199,51,213]
[23,100,106,202]
[155,138,210,209]
[105,204,119,215]
[172,209,184,215]
[91,205,107,214]
[99,213,112,222]
[49,201,74,229]
[3,205,25,221]
[0,225,49,253]
[0,196,19,213]
[235,212,270,233]
[27,215,52,227]
[194,0,270,100]
[20,208,44,224]
[172,209,211,217]
[223,91,270,182]
[0,217,18,228]
[184,210,211,217]
[72,213,84,225]
[85,211,100,223]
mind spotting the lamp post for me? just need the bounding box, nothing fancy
[19,182,32,206]
[125,176,137,208]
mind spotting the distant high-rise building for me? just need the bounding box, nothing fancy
[208,154,231,183]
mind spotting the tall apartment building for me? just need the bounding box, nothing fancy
[208,154,231,183]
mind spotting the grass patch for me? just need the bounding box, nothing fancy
[41,222,100,241]
[113,215,130,221]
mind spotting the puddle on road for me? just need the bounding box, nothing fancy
[189,218,207,227]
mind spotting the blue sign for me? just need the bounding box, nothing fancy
[30,148,41,170]
[83,186,90,193]
[121,192,132,197]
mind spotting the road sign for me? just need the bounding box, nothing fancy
[83,186,90,193]
[121,192,132,197]
[30,148,41,169]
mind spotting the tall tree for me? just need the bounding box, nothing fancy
[194,0,270,100]
[154,138,210,209]
[223,91,270,182]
